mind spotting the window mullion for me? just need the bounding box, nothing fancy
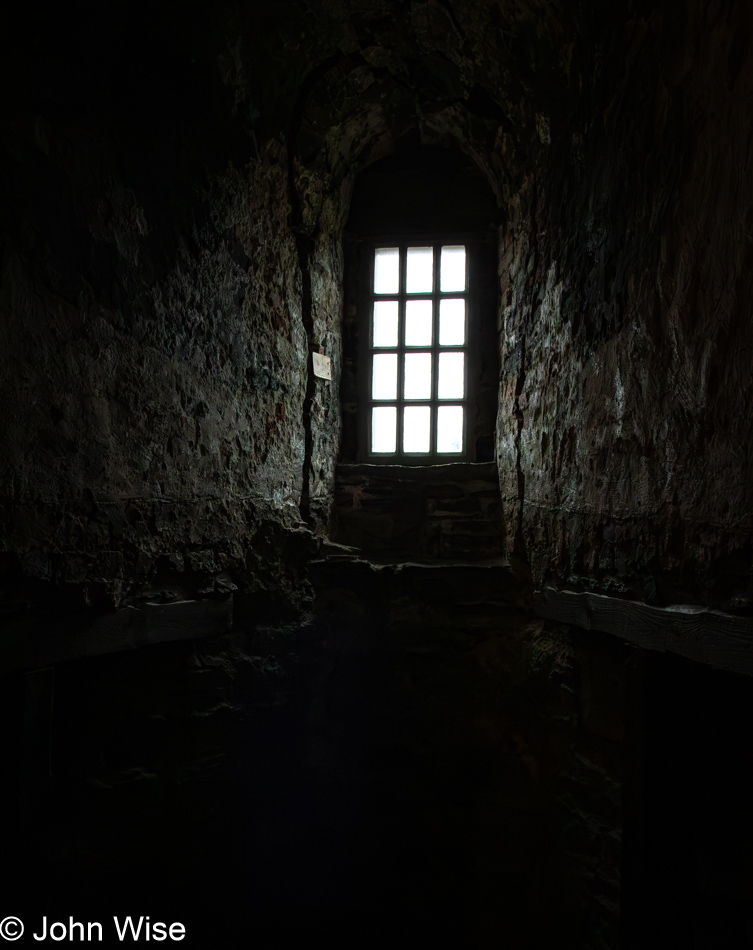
[397,304,405,458]
[430,244,439,454]
[397,244,406,458]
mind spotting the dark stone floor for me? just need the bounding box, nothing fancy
[2,561,598,949]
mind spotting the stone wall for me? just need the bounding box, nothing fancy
[496,0,753,608]
[0,4,344,617]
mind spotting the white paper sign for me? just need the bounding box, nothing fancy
[312,352,332,380]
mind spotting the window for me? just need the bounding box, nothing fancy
[365,242,470,460]
[341,144,499,466]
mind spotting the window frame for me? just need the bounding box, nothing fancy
[357,234,480,465]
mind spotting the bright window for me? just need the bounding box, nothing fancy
[367,243,468,459]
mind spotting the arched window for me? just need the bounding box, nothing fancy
[342,141,499,465]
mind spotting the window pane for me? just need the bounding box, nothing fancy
[440,245,466,292]
[405,299,432,346]
[406,247,433,293]
[439,298,465,345]
[373,353,397,400]
[373,300,398,347]
[437,405,463,453]
[372,406,397,453]
[438,352,464,399]
[374,248,399,294]
[403,406,431,453]
[404,352,432,400]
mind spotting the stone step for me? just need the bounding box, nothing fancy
[332,462,504,561]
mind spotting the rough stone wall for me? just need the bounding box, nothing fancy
[0,6,345,612]
[497,0,753,608]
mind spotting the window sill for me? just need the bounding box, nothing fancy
[336,460,498,482]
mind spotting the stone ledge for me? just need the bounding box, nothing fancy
[0,597,233,675]
[336,461,499,482]
[534,586,753,677]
